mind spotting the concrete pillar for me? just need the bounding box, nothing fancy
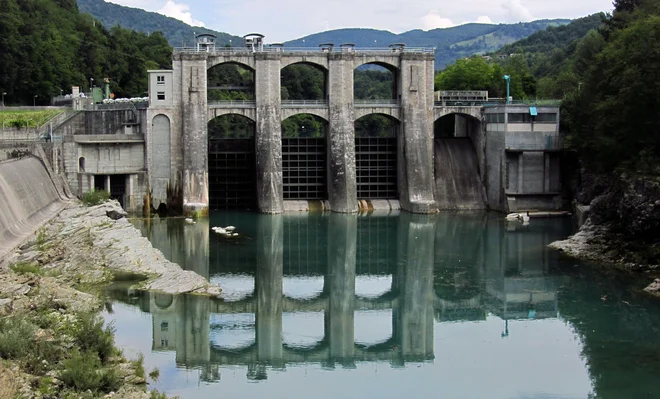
[328,53,357,213]
[324,214,357,366]
[393,213,435,363]
[104,175,111,192]
[175,295,210,366]
[399,54,436,213]
[518,152,524,193]
[255,214,284,367]
[181,56,209,217]
[544,152,551,193]
[255,53,283,214]
[88,175,94,192]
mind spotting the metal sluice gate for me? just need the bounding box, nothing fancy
[282,137,327,200]
[208,138,257,210]
[355,137,397,199]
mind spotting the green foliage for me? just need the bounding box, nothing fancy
[434,55,536,99]
[0,110,63,128]
[66,313,116,363]
[282,114,326,138]
[281,64,325,100]
[148,367,160,381]
[82,190,111,206]
[132,353,145,379]
[9,261,43,276]
[207,63,254,101]
[0,0,172,105]
[354,68,394,100]
[77,0,241,48]
[60,350,120,393]
[208,115,254,139]
[355,115,398,138]
[0,316,35,360]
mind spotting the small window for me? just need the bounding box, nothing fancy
[486,113,505,123]
[157,75,165,85]
[508,113,532,123]
[535,113,557,123]
[157,92,165,101]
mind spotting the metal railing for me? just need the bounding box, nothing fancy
[355,99,400,107]
[174,46,434,54]
[281,100,328,107]
[208,100,256,107]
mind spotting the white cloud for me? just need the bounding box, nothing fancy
[476,15,494,24]
[421,10,455,30]
[502,0,534,21]
[157,1,205,26]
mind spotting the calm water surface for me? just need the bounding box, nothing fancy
[103,212,660,399]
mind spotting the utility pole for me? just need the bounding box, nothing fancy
[503,75,511,104]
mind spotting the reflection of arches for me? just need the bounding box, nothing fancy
[355,114,399,199]
[281,114,328,200]
[154,293,174,309]
[208,114,257,209]
[78,157,85,172]
[281,62,327,101]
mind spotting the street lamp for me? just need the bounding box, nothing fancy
[503,75,511,104]
[1,92,6,108]
[33,94,38,107]
[90,78,94,91]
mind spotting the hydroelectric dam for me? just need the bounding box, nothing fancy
[7,33,564,218]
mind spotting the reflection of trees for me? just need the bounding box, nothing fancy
[558,269,660,399]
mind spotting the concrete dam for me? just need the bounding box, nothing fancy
[0,156,66,258]
[13,35,564,217]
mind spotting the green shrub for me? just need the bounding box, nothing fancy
[60,350,102,392]
[60,350,121,394]
[0,316,35,359]
[68,313,116,363]
[82,190,111,206]
[9,261,44,275]
[133,353,145,379]
[149,367,160,381]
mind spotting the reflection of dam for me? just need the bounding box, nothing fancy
[122,213,567,379]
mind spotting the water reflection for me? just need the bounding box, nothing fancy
[123,213,567,380]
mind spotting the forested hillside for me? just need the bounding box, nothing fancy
[433,14,605,100]
[0,0,172,105]
[285,20,571,68]
[77,0,241,47]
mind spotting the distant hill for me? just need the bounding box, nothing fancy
[284,20,572,68]
[76,0,242,47]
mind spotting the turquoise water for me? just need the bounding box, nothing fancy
[104,212,660,399]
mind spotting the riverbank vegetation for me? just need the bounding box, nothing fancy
[0,110,64,129]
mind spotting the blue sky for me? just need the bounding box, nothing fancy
[106,0,614,42]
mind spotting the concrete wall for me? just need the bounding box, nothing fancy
[0,157,65,259]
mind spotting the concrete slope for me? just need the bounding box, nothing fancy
[0,157,66,259]
[434,138,487,210]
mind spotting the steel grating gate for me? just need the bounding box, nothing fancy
[355,137,397,199]
[208,139,256,210]
[282,137,327,200]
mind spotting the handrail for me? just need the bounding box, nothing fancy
[355,99,400,106]
[174,47,434,54]
[208,100,256,107]
[281,100,328,106]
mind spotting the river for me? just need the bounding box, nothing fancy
[103,211,660,399]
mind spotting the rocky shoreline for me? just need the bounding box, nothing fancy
[0,200,221,398]
[549,173,660,296]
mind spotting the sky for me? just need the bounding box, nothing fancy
[106,0,614,42]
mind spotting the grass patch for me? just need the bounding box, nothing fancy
[82,190,110,206]
[9,261,43,275]
[149,367,160,382]
[60,350,120,393]
[132,353,145,379]
[0,110,63,128]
